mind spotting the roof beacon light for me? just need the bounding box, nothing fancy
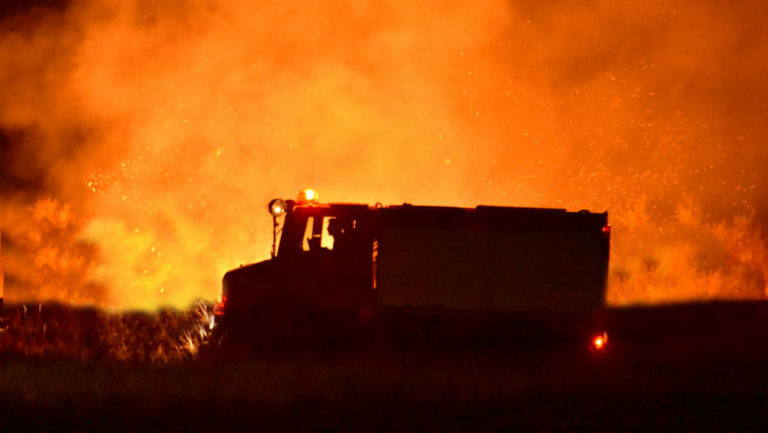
[298,188,318,204]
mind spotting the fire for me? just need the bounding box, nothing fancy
[0,1,767,309]
[0,301,215,362]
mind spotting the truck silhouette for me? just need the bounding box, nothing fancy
[213,190,610,348]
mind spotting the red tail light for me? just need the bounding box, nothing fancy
[592,331,608,350]
[213,295,226,316]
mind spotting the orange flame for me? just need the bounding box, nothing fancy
[0,1,766,309]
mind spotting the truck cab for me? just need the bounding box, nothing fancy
[218,197,379,343]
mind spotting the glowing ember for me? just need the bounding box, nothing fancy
[0,301,215,362]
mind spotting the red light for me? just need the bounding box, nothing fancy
[213,295,226,315]
[602,225,611,234]
[592,332,608,350]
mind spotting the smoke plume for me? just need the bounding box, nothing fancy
[1,0,766,309]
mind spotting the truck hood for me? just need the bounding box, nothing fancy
[222,258,278,312]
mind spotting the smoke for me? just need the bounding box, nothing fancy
[0,0,766,309]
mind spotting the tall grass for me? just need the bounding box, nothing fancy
[0,301,214,362]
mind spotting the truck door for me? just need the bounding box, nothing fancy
[294,214,374,310]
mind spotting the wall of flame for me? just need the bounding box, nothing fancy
[0,0,766,310]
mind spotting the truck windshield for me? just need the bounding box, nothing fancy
[302,216,336,251]
[301,216,361,253]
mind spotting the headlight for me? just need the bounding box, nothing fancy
[268,198,287,217]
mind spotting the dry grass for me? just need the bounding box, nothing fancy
[0,301,214,362]
[0,302,766,431]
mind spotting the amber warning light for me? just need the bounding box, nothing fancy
[298,188,318,203]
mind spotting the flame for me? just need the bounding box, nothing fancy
[0,1,766,310]
[0,301,215,362]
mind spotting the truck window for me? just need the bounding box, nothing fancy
[321,218,335,250]
[326,217,360,255]
[302,217,316,251]
[302,216,336,252]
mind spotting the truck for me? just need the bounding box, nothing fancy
[213,190,611,349]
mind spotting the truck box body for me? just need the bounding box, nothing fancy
[377,206,609,314]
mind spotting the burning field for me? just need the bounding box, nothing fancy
[1,300,767,431]
[0,0,767,310]
[1,0,768,430]
[0,301,214,362]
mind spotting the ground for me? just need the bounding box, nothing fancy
[0,302,766,432]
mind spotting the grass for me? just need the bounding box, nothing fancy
[0,302,767,431]
[0,301,212,362]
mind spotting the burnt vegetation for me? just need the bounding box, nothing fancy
[0,302,767,432]
[0,301,213,362]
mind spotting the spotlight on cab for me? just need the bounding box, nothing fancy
[268,198,287,218]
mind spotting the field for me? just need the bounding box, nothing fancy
[1,302,766,432]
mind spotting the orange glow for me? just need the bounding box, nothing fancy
[213,295,226,316]
[0,1,766,310]
[300,189,318,203]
